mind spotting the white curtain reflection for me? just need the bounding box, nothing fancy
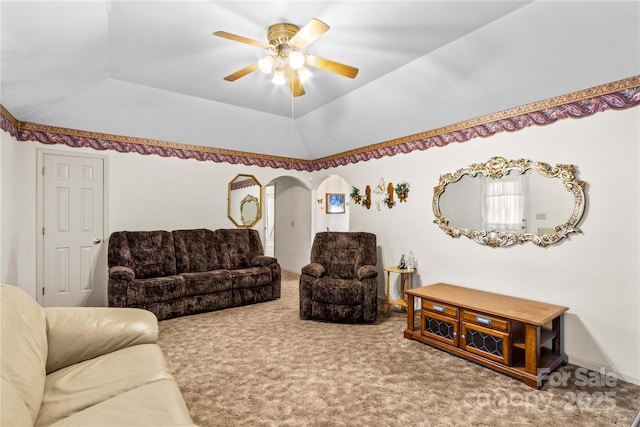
[482,174,528,232]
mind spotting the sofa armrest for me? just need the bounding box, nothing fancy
[44,307,158,374]
[357,265,378,280]
[301,262,325,278]
[252,255,277,267]
[109,265,135,281]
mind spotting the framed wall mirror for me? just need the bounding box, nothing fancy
[228,174,262,228]
[433,157,586,247]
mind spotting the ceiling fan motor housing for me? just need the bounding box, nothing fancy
[268,23,300,49]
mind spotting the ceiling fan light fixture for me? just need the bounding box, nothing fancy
[214,18,358,97]
[258,55,274,73]
[288,50,305,70]
[298,66,312,82]
[272,69,286,85]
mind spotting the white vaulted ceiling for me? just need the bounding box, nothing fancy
[1,1,638,160]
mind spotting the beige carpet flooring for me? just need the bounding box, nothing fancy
[158,270,640,426]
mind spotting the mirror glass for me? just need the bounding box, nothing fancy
[228,174,262,228]
[433,157,586,247]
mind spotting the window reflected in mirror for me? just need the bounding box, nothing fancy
[433,157,586,247]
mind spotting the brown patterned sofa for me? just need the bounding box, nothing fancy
[108,228,280,320]
[299,231,378,323]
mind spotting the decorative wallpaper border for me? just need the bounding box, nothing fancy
[2,76,639,172]
[311,76,640,170]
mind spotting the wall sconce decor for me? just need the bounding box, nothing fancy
[350,179,409,212]
[382,182,396,209]
[395,181,410,202]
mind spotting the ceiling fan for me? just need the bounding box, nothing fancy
[213,18,358,97]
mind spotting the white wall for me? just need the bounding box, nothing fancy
[2,106,639,385]
[311,107,640,385]
[0,134,309,294]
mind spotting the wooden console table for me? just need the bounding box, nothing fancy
[404,283,568,389]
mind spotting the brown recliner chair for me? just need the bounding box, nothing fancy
[299,231,379,323]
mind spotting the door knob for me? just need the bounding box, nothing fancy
[93,238,102,244]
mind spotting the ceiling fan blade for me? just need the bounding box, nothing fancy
[305,54,359,79]
[289,18,330,49]
[285,69,305,97]
[223,62,259,81]
[213,31,272,50]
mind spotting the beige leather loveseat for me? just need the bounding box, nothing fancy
[1,284,197,427]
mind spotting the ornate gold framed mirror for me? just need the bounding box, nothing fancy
[433,157,586,247]
[228,174,262,228]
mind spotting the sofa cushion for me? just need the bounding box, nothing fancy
[44,307,158,374]
[214,229,264,270]
[1,377,33,427]
[181,270,232,295]
[310,232,377,280]
[327,247,360,279]
[312,302,364,322]
[0,285,48,426]
[109,231,177,279]
[229,266,273,290]
[43,380,195,427]
[126,276,186,305]
[173,228,222,273]
[35,344,173,427]
[141,294,232,321]
[312,278,364,305]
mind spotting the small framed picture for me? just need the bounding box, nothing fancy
[326,193,345,214]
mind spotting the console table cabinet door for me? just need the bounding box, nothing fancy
[461,322,511,365]
[421,311,459,347]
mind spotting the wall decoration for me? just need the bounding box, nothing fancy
[364,186,372,209]
[326,193,346,214]
[383,182,395,208]
[240,195,260,225]
[373,178,386,195]
[350,186,362,205]
[228,174,262,228]
[351,178,409,211]
[433,156,586,247]
[395,181,410,202]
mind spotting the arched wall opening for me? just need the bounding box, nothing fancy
[263,173,352,272]
[264,175,312,272]
[313,174,351,233]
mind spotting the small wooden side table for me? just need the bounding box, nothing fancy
[383,266,415,314]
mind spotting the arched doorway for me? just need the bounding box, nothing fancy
[264,175,312,272]
[314,174,351,233]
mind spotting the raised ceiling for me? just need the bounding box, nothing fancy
[1,1,638,160]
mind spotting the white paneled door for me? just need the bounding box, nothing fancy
[42,154,105,307]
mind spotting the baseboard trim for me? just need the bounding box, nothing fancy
[567,354,640,386]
